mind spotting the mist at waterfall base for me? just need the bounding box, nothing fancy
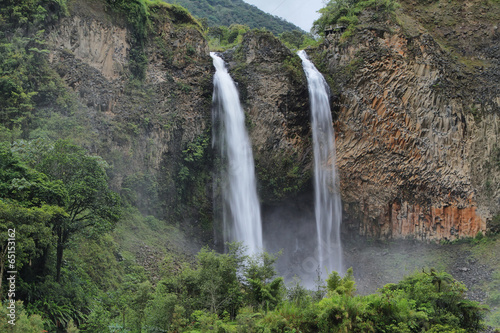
[210,52,263,255]
[262,194,337,288]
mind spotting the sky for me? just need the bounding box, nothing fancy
[242,0,325,32]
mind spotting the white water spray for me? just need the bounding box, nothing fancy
[210,52,263,254]
[298,50,343,276]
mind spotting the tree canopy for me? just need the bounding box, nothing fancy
[162,0,302,35]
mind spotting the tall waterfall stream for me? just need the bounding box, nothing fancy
[298,50,344,277]
[210,52,263,255]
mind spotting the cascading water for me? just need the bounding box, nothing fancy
[210,52,263,254]
[298,50,343,276]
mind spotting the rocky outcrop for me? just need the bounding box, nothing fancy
[45,0,214,229]
[223,31,312,202]
[312,2,500,240]
[47,15,129,80]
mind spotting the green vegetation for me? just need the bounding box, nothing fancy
[162,0,302,36]
[312,0,399,39]
[0,140,121,331]
[279,30,318,51]
[3,229,481,333]
[69,247,490,333]
[175,132,212,225]
[0,0,74,138]
[207,24,250,51]
[465,234,500,329]
[107,0,150,79]
[107,0,202,79]
[257,152,311,201]
[207,24,317,53]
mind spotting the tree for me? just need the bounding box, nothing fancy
[196,247,243,317]
[0,143,65,296]
[243,250,284,311]
[33,140,121,281]
[326,267,356,297]
[0,202,57,298]
[425,268,454,293]
[145,286,178,332]
[312,0,357,35]
[279,30,305,49]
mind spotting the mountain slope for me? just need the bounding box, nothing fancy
[163,0,303,34]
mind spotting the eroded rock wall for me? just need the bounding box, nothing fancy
[312,4,500,240]
[223,31,312,202]
[45,0,214,228]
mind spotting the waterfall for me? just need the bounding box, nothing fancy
[210,52,263,254]
[298,50,343,276]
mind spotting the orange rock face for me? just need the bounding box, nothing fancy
[355,200,486,241]
[313,16,497,240]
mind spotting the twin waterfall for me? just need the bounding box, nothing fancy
[210,53,263,254]
[211,51,343,275]
[298,50,343,276]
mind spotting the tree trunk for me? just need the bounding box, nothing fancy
[56,226,70,282]
[0,247,6,300]
[56,227,63,282]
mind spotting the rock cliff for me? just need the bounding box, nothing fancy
[45,0,214,234]
[222,31,312,202]
[311,0,500,240]
[41,0,500,243]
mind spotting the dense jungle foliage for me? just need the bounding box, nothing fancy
[0,0,497,332]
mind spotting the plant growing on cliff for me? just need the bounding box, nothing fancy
[278,30,318,51]
[283,55,305,82]
[0,1,74,138]
[312,0,399,39]
[107,0,202,79]
[207,24,250,51]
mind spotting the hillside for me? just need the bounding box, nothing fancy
[162,0,303,34]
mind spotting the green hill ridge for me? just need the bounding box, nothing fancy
[163,0,304,34]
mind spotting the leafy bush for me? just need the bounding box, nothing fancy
[208,24,250,51]
[0,301,45,333]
